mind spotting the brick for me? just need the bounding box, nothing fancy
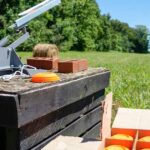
[27,57,59,70]
[78,59,88,71]
[58,59,88,73]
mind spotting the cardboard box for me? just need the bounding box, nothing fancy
[42,136,100,150]
[112,108,150,130]
[112,108,150,150]
[98,93,112,150]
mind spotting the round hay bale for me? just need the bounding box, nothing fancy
[33,44,59,59]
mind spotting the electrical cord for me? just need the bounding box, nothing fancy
[0,65,36,81]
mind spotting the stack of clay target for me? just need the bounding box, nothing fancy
[104,128,136,150]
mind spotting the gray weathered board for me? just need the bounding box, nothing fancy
[0,68,110,150]
[20,90,105,150]
[32,107,102,150]
[82,123,101,139]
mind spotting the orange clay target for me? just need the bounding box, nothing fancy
[31,72,60,83]
[111,134,133,140]
[104,145,129,150]
[139,136,150,142]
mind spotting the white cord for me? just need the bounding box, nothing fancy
[0,65,36,81]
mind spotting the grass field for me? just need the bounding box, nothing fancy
[18,51,150,109]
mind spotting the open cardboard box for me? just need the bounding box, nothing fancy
[104,108,150,150]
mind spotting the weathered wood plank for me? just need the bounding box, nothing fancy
[18,71,110,127]
[82,123,101,139]
[0,68,109,94]
[31,106,103,150]
[0,127,20,150]
[0,127,6,150]
[59,107,102,137]
[20,91,104,150]
[0,94,18,127]
[0,71,109,128]
[6,128,19,150]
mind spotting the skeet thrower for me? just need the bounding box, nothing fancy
[0,0,61,76]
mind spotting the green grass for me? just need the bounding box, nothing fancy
[18,51,150,109]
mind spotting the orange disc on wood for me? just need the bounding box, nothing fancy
[31,72,60,83]
[104,145,129,150]
[139,136,150,142]
[111,134,133,140]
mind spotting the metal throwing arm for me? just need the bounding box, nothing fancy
[10,0,61,31]
[0,36,9,47]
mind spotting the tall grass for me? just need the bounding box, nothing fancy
[18,51,150,109]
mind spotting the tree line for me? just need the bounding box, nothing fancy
[0,0,149,53]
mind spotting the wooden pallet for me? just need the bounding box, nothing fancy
[0,68,110,150]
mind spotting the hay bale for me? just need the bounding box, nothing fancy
[33,44,59,59]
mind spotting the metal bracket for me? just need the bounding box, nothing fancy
[8,32,30,50]
[0,36,9,47]
[0,47,22,76]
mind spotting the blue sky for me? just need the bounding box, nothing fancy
[96,0,150,29]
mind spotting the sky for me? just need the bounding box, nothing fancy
[96,0,150,29]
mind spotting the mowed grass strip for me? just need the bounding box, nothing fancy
[18,51,150,109]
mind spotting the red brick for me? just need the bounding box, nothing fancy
[27,57,59,70]
[78,59,88,71]
[58,60,79,73]
[58,59,88,73]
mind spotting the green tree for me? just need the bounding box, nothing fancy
[0,16,6,39]
[133,25,149,53]
[0,0,149,53]
[48,0,101,51]
[97,14,112,51]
